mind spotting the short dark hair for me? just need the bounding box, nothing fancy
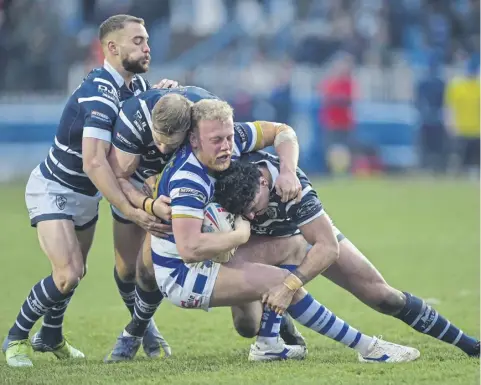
[214,161,261,216]
[99,14,144,42]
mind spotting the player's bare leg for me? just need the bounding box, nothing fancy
[105,234,171,363]
[231,235,307,345]
[3,220,87,367]
[323,238,480,357]
[212,262,418,362]
[229,235,419,362]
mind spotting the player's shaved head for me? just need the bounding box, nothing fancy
[99,14,145,43]
[191,99,234,134]
[152,94,193,139]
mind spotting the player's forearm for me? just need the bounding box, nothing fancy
[179,231,246,263]
[293,242,339,284]
[118,177,148,208]
[274,127,299,174]
[84,156,134,217]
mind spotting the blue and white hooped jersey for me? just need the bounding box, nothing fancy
[151,121,263,264]
[112,86,219,183]
[239,151,325,237]
[39,60,149,196]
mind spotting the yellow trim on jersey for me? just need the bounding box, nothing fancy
[252,121,264,150]
[172,214,203,219]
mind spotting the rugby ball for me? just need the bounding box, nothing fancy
[202,202,236,263]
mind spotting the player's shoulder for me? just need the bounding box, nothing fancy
[240,150,276,165]
[169,146,213,190]
[77,67,120,103]
[181,86,219,102]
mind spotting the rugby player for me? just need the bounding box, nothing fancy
[104,88,304,362]
[213,152,481,358]
[105,86,217,359]
[2,14,176,367]
[106,99,420,363]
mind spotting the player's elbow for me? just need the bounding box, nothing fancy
[325,238,340,266]
[313,237,339,269]
[177,242,200,264]
[83,153,105,175]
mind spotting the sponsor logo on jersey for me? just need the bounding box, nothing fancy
[266,206,278,219]
[115,132,137,150]
[296,198,321,218]
[234,124,248,143]
[133,110,147,132]
[178,187,206,203]
[91,110,112,124]
[97,84,119,102]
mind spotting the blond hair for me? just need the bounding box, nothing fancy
[99,14,144,43]
[191,99,234,132]
[151,94,193,136]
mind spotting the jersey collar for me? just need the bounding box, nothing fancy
[103,60,125,87]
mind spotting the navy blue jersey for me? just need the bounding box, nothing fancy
[239,151,325,237]
[112,86,219,183]
[39,61,149,196]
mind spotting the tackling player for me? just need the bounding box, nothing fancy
[104,90,304,362]
[2,14,176,367]
[105,99,420,363]
[213,153,481,358]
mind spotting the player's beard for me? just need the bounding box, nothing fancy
[121,56,150,74]
[206,154,232,172]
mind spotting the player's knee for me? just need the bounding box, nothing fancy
[137,263,157,291]
[53,266,85,294]
[233,317,259,338]
[115,262,137,282]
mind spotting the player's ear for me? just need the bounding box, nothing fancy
[107,40,119,56]
[260,176,268,187]
[189,131,198,149]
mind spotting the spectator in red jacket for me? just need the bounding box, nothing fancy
[318,53,356,174]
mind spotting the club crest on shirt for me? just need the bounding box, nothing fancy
[56,195,67,211]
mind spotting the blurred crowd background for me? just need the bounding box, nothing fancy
[0,0,479,179]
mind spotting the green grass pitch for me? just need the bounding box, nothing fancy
[0,177,479,385]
